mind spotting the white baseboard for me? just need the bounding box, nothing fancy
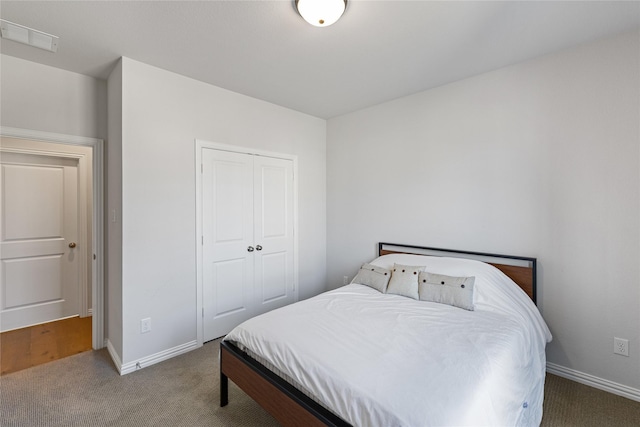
[106,339,123,373]
[547,362,640,402]
[117,340,201,375]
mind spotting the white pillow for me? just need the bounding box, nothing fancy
[419,272,475,311]
[386,264,425,300]
[351,263,391,293]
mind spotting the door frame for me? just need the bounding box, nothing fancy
[195,140,298,346]
[1,127,104,350]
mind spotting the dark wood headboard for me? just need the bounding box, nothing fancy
[378,242,537,304]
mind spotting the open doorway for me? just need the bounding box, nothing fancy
[0,129,104,374]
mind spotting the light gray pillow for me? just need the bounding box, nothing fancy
[351,263,391,293]
[386,264,425,300]
[418,272,475,311]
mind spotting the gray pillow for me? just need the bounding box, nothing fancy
[418,272,475,311]
[351,263,391,293]
[386,264,425,300]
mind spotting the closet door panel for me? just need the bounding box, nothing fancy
[253,156,295,311]
[202,149,254,341]
[212,258,248,315]
[260,251,287,303]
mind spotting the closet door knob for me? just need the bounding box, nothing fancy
[256,245,262,251]
[69,242,77,248]
[247,246,254,252]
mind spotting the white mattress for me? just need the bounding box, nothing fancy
[224,254,552,427]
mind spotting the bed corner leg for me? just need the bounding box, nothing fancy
[220,372,229,407]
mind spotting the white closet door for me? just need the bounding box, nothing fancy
[253,156,295,313]
[201,147,296,342]
[202,149,254,341]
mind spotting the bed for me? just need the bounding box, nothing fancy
[220,242,552,426]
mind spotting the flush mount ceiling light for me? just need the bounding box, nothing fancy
[295,0,347,27]
[0,19,59,52]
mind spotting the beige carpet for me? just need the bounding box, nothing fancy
[0,339,279,427]
[1,339,639,426]
[541,373,640,426]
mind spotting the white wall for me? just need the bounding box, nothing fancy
[327,31,640,392]
[106,59,123,358]
[116,58,326,364]
[0,55,107,140]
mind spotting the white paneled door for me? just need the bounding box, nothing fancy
[1,149,85,332]
[202,148,295,341]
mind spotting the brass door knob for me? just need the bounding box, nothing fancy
[69,242,77,248]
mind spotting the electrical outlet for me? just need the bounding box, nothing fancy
[141,317,151,334]
[343,276,349,285]
[614,337,629,357]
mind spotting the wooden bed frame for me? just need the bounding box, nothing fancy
[220,242,537,427]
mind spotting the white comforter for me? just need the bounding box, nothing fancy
[224,254,552,427]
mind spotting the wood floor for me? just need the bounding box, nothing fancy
[0,316,92,375]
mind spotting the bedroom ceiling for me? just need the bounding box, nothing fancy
[0,1,638,119]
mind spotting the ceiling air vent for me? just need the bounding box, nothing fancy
[0,19,59,52]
